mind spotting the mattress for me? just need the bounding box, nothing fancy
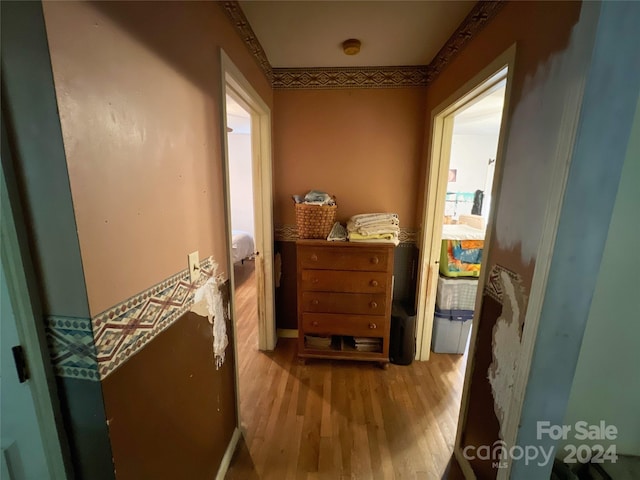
[441,224,485,240]
[232,230,255,264]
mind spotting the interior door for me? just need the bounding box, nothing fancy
[1,266,50,479]
[1,110,68,479]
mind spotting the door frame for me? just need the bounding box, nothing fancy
[436,41,586,477]
[1,118,71,479]
[220,50,276,352]
[414,45,516,363]
[218,49,276,428]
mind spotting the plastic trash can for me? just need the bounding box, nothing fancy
[390,301,416,365]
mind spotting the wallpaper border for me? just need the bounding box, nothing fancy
[425,0,505,85]
[272,66,430,90]
[46,258,216,380]
[219,1,273,83]
[222,0,505,90]
[46,316,99,381]
[484,264,523,305]
[92,257,215,379]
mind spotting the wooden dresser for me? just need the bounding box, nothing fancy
[296,240,394,367]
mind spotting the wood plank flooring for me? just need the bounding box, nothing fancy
[227,261,467,479]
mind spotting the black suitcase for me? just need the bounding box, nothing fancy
[389,301,417,365]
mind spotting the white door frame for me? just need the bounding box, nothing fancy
[219,50,276,433]
[414,45,516,363]
[1,130,70,479]
[220,50,276,352]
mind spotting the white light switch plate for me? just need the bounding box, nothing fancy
[188,251,200,283]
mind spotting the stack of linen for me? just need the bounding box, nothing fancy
[347,213,400,246]
[305,334,332,349]
[352,337,382,352]
[292,190,336,206]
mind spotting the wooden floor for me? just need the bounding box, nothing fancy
[227,261,467,479]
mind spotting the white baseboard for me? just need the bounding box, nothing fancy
[277,328,298,338]
[215,427,241,480]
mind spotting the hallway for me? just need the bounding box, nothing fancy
[227,261,467,479]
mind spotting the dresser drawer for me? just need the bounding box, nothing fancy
[301,292,387,315]
[298,245,389,272]
[302,313,387,337]
[300,270,388,293]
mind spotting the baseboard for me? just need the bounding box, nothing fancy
[215,427,241,480]
[277,328,298,338]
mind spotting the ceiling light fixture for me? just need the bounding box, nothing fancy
[342,38,361,56]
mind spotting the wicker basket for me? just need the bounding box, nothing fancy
[295,201,337,239]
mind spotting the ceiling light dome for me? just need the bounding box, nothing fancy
[342,39,361,55]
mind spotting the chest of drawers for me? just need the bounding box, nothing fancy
[296,240,394,367]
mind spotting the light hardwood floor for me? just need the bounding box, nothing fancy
[227,261,467,479]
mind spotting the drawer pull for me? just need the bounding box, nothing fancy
[310,254,318,262]
[311,277,319,284]
[370,280,379,287]
[312,321,319,327]
[312,299,319,306]
[369,323,377,329]
[370,256,380,265]
[370,301,378,309]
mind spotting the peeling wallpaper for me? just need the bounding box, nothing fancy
[488,269,527,440]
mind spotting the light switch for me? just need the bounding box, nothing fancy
[188,251,200,283]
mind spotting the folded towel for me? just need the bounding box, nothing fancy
[351,213,399,227]
[348,231,397,241]
[346,220,400,236]
[348,230,400,246]
[349,236,400,246]
[355,225,400,236]
[351,212,398,221]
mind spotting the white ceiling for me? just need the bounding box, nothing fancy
[453,83,506,136]
[239,1,476,68]
[226,94,251,135]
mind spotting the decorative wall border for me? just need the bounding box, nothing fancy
[91,257,215,379]
[219,1,273,83]
[274,224,417,244]
[222,0,504,90]
[46,258,217,380]
[272,66,430,90]
[484,264,523,305]
[46,316,99,381]
[425,0,505,85]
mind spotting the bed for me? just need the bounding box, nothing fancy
[232,230,255,264]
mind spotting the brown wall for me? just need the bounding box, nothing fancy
[43,0,272,316]
[101,309,236,479]
[419,2,585,478]
[39,1,272,477]
[417,2,580,278]
[272,87,426,330]
[273,87,427,227]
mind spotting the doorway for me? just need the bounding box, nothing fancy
[219,50,275,437]
[415,47,515,363]
[224,91,260,376]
